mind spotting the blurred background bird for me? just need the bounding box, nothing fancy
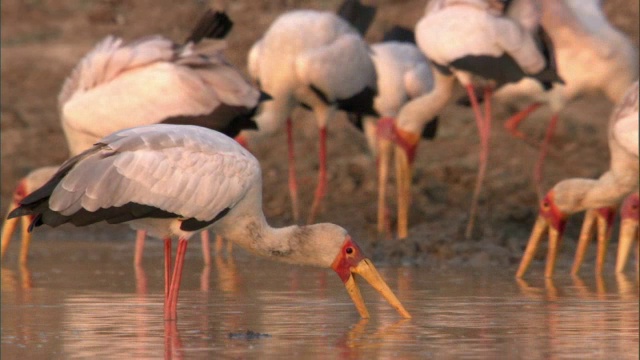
[1,9,268,266]
[516,80,638,278]
[245,0,377,224]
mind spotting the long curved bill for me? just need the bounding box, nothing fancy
[345,259,411,319]
[616,194,639,273]
[616,217,639,273]
[1,216,19,260]
[1,200,20,261]
[516,215,561,278]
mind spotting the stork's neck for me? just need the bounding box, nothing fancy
[554,172,637,214]
[253,92,296,135]
[395,69,455,134]
[212,185,338,268]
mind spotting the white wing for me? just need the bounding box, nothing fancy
[50,125,260,222]
[60,36,259,155]
[295,33,376,99]
[546,0,617,59]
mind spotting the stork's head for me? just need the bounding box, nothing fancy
[331,235,411,319]
[304,223,411,319]
[516,190,568,278]
[538,191,568,236]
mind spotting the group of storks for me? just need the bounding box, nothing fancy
[2,0,638,320]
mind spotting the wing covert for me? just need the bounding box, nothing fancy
[50,125,260,222]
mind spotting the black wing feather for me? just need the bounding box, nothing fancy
[185,10,234,44]
[336,0,377,36]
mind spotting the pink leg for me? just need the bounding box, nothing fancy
[134,230,146,266]
[308,126,327,224]
[135,264,147,295]
[164,237,172,301]
[465,85,492,238]
[165,238,188,321]
[533,113,559,199]
[287,118,300,222]
[503,102,542,139]
[200,231,211,266]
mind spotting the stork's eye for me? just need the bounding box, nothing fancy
[542,200,550,209]
[346,247,354,255]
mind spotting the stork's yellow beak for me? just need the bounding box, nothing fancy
[345,258,412,319]
[332,237,411,319]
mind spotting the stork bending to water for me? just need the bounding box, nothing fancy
[346,26,439,238]
[516,81,638,278]
[491,0,638,196]
[385,0,562,238]
[7,124,411,321]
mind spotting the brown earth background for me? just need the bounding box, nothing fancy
[1,0,638,269]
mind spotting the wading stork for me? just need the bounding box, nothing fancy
[491,0,638,197]
[1,10,267,265]
[345,26,439,238]
[414,0,562,238]
[7,124,411,321]
[516,80,638,278]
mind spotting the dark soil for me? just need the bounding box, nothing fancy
[2,0,638,270]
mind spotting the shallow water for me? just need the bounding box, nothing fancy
[2,235,638,359]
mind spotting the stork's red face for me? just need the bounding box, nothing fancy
[331,236,411,319]
[516,191,568,278]
[13,179,29,203]
[539,191,567,234]
[376,117,419,164]
[1,178,34,264]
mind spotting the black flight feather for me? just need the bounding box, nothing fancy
[382,26,415,44]
[185,10,234,44]
[336,0,377,36]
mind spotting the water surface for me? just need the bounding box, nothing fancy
[2,235,638,359]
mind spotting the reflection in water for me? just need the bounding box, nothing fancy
[135,265,147,295]
[1,265,32,291]
[1,240,638,359]
[516,275,639,359]
[164,321,183,360]
[61,294,162,359]
[213,253,240,295]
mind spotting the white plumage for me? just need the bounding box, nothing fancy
[417,0,546,86]
[517,81,639,278]
[2,11,261,265]
[356,39,440,238]
[49,126,257,232]
[493,0,638,194]
[247,9,377,223]
[414,0,558,238]
[61,36,261,156]
[498,0,637,107]
[9,124,411,321]
[354,41,434,154]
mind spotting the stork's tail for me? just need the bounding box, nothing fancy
[382,26,415,44]
[336,0,377,36]
[185,10,233,44]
